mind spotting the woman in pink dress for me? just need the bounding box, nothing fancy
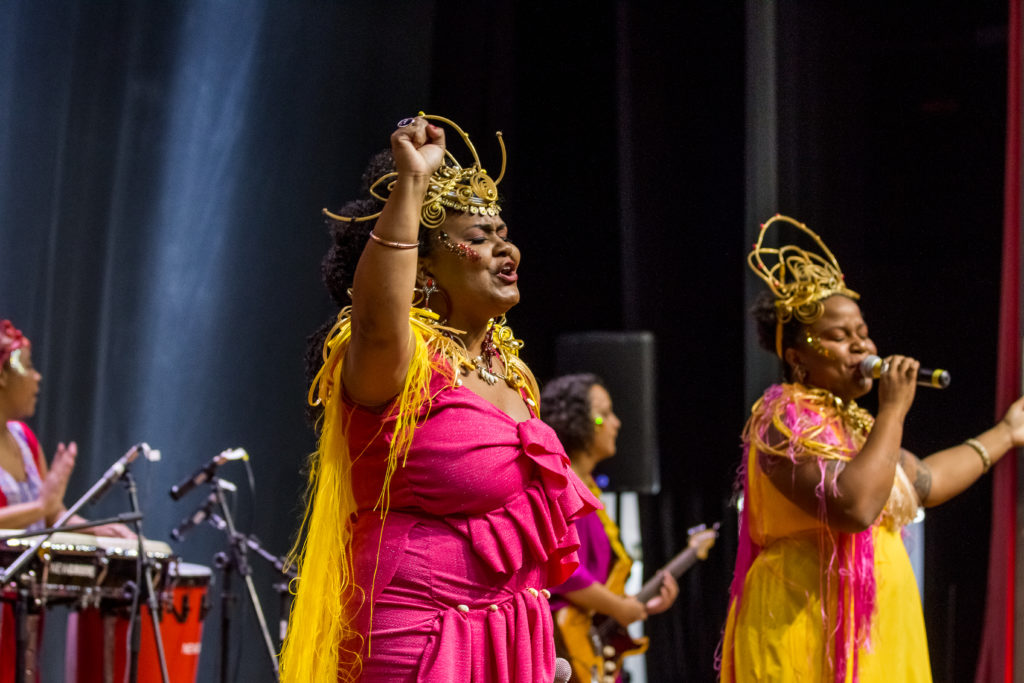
[280,115,600,682]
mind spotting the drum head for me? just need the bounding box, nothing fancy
[169,562,212,587]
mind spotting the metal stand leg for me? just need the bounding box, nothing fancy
[216,553,235,683]
[212,482,279,681]
[12,585,28,683]
[123,470,170,683]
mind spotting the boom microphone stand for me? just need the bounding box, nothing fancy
[203,514,295,649]
[208,477,280,682]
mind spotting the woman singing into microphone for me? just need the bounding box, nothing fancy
[720,215,1024,682]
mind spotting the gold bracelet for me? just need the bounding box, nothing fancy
[964,438,991,474]
[368,230,419,250]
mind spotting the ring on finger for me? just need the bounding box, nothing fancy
[397,117,416,128]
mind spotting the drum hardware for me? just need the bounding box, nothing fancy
[65,561,213,683]
[0,442,154,587]
[167,588,210,625]
[38,553,50,607]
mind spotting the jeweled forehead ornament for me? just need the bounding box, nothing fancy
[323,112,505,230]
[0,319,29,370]
[747,214,859,358]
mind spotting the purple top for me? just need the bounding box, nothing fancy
[549,509,614,609]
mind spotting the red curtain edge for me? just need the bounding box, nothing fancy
[977,2,1022,682]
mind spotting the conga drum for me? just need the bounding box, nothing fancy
[0,530,174,683]
[66,562,211,683]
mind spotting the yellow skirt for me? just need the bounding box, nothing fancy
[721,525,931,682]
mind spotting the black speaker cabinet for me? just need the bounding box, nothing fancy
[553,331,660,494]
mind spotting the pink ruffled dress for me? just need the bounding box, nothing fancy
[345,371,600,682]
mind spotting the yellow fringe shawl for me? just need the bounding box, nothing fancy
[278,306,537,682]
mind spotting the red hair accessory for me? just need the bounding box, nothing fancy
[0,320,30,368]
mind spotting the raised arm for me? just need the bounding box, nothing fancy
[766,355,920,533]
[342,118,446,406]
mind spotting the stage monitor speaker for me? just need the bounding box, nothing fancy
[553,331,660,494]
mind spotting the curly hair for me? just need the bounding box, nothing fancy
[540,373,604,457]
[304,149,451,424]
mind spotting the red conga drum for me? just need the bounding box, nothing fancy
[66,562,211,683]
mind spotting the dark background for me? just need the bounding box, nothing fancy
[0,2,1009,682]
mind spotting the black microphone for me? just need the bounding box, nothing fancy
[859,354,951,389]
[168,448,248,500]
[169,492,218,542]
[90,443,151,501]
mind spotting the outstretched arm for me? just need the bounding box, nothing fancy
[900,393,1024,506]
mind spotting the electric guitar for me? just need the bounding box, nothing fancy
[554,523,718,683]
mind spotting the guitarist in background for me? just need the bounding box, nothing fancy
[541,374,679,682]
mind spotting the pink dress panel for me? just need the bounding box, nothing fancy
[345,372,599,682]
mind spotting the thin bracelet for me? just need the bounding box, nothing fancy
[964,438,992,473]
[368,230,419,250]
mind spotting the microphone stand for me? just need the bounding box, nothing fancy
[209,521,295,649]
[0,513,143,540]
[121,469,170,683]
[208,477,279,682]
[240,533,294,649]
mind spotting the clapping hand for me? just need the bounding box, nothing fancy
[41,441,76,518]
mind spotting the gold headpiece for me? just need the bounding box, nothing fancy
[323,112,505,229]
[747,214,859,358]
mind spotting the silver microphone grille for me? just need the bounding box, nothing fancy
[553,657,573,682]
[859,354,884,379]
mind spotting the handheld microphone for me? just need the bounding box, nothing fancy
[169,493,218,542]
[553,658,573,683]
[859,354,951,389]
[168,448,249,500]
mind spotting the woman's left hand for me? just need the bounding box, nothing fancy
[644,571,679,615]
[1000,394,1024,448]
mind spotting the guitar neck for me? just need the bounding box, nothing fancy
[634,547,698,604]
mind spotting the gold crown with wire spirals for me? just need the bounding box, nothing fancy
[323,113,504,229]
[748,215,859,356]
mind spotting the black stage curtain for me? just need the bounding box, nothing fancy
[0,2,1009,682]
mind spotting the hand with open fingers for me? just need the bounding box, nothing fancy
[645,571,680,615]
[41,441,76,517]
[390,114,446,179]
[877,354,919,418]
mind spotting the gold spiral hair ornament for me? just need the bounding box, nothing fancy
[323,112,505,229]
[747,214,859,358]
